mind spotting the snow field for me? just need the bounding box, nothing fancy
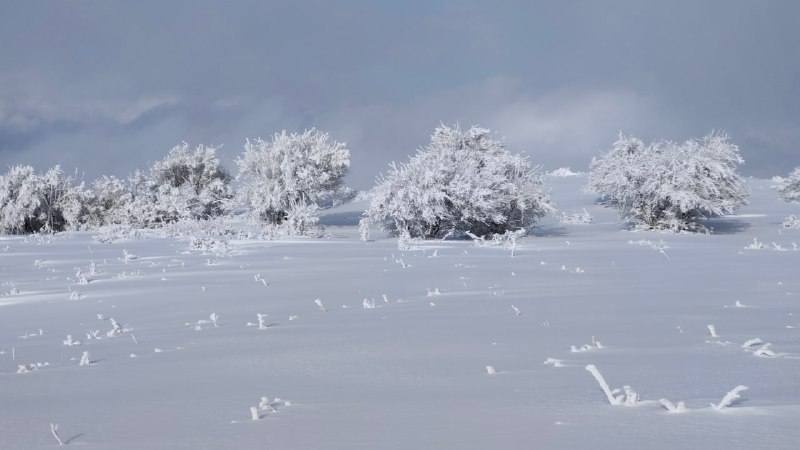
[1,176,799,449]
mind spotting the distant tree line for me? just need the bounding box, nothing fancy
[1,123,796,237]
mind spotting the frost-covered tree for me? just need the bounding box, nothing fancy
[776,167,800,203]
[776,166,800,229]
[586,132,748,232]
[129,143,232,227]
[0,165,88,234]
[236,129,350,233]
[84,175,133,227]
[361,124,554,239]
[38,166,89,231]
[0,165,41,234]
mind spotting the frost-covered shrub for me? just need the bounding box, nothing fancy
[362,124,554,239]
[776,167,800,203]
[558,209,594,224]
[92,223,141,243]
[236,129,350,233]
[547,167,584,177]
[782,215,800,229]
[586,132,748,233]
[129,142,232,227]
[158,215,241,242]
[775,167,800,228]
[85,175,133,227]
[0,166,41,234]
[0,165,88,234]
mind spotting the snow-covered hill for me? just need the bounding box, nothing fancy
[1,176,799,449]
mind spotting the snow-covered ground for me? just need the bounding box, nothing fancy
[1,176,799,449]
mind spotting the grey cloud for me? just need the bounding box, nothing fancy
[321,77,675,187]
[1,0,798,187]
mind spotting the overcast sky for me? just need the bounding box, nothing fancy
[1,0,798,189]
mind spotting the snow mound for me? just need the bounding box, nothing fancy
[547,167,585,177]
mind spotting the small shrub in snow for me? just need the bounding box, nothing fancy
[585,364,638,406]
[781,215,800,229]
[557,209,593,224]
[547,167,584,177]
[188,236,231,257]
[257,313,268,330]
[745,237,767,249]
[361,124,554,239]
[659,398,686,413]
[362,298,376,309]
[236,129,350,235]
[189,313,219,331]
[50,423,65,447]
[741,338,762,349]
[543,358,564,368]
[753,343,776,357]
[467,229,526,255]
[585,364,624,406]
[622,386,640,406]
[713,385,748,410]
[93,223,140,243]
[259,397,277,412]
[79,351,92,366]
[106,318,123,337]
[775,167,800,203]
[571,336,604,353]
[86,330,101,340]
[586,132,748,233]
[63,335,81,347]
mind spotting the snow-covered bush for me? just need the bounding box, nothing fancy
[361,124,554,239]
[776,167,800,203]
[84,175,133,227]
[547,167,584,177]
[236,129,350,234]
[158,215,240,240]
[129,142,232,227]
[558,209,593,224]
[781,215,800,229]
[586,132,748,232]
[775,167,800,228]
[0,165,88,234]
[92,224,140,243]
[0,166,41,234]
[467,229,526,257]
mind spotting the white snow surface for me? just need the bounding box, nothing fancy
[1,176,799,449]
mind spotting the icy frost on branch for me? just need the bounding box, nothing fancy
[713,385,748,410]
[585,364,638,406]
